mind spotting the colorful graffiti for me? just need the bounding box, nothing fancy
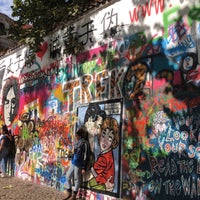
[0,0,200,199]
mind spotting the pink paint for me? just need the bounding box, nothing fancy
[19,86,50,113]
[76,44,107,63]
[153,78,167,90]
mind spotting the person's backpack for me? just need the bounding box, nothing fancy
[7,134,16,158]
[1,135,10,149]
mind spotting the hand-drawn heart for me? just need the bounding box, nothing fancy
[36,42,48,60]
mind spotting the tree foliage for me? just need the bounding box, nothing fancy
[10,0,89,54]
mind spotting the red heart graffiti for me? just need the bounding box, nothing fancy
[36,42,48,60]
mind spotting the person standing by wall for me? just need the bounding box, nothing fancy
[0,125,11,177]
[63,127,89,200]
[6,128,16,176]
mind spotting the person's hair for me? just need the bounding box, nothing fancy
[76,126,87,138]
[2,125,9,134]
[98,117,120,149]
[84,104,106,123]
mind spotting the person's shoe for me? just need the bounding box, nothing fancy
[0,173,5,178]
[68,194,77,200]
[1,173,9,178]
[63,191,72,200]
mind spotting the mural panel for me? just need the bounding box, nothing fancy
[76,99,123,197]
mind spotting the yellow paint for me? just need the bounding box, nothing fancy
[53,85,65,102]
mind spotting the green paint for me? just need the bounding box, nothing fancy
[189,7,200,21]
[22,126,30,139]
[163,5,195,38]
[82,60,96,73]
[163,6,180,38]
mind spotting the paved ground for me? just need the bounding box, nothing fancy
[0,176,67,200]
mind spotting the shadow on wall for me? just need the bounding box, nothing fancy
[121,15,200,200]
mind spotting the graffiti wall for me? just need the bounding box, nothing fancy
[0,0,200,199]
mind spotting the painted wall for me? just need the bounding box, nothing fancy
[0,0,200,199]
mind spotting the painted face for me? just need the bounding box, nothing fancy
[100,128,114,151]
[183,56,194,71]
[85,116,103,152]
[153,111,169,135]
[85,116,103,136]
[4,87,16,126]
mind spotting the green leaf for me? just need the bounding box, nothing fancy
[9,0,88,55]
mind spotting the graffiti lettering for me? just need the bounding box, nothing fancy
[150,157,178,176]
[149,176,200,198]
[81,74,92,103]
[168,19,188,43]
[149,156,197,177]
[20,62,59,84]
[181,175,200,198]
[96,70,109,100]
[63,79,81,111]
[188,145,200,159]
[5,58,14,75]
[101,8,118,33]
[49,37,61,60]
[177,159,194,174]
[123,62,148,100]
[110,68,124,99]
[63,69,125,111]
[129,0,164,24]
[162,179,182,196]
[14,53,24,72]
[78,20,97,46]
[148,179,162,194]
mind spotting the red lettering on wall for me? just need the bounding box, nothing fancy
[129,0,165,24]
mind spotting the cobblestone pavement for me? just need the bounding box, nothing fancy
[0,176,67,200]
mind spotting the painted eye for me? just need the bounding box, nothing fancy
[184,56,191,62]
[102,130,106,137]
[4,99,9,105]
[108,137,113,143]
